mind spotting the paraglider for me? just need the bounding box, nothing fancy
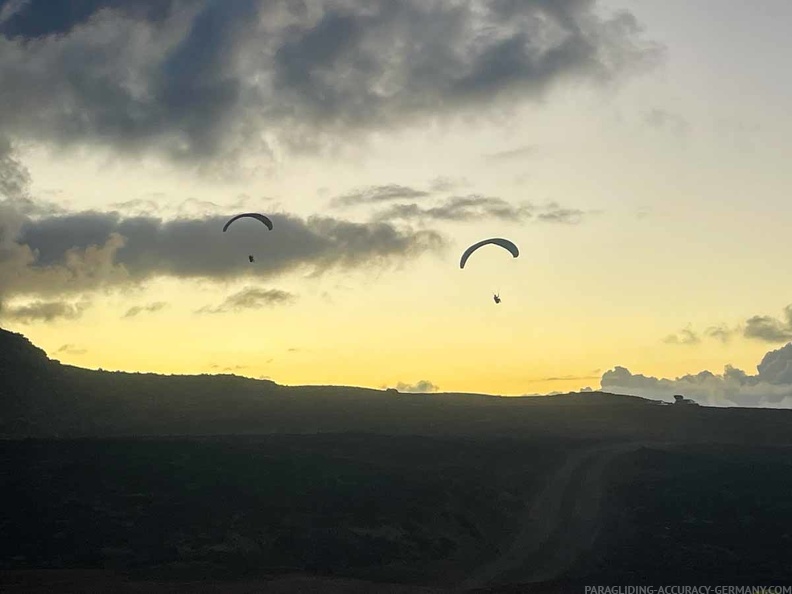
[459,238,519,304]
[222,213,273,232]
[222,213,273,263]
[459,238,519,269]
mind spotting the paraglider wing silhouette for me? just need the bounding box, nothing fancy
[222,213,274,232]
[459,238,519,269]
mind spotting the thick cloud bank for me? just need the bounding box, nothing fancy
[601,343,792,408]
[0,198,444,308]
[0,0,659,165]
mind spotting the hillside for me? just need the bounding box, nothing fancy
[3,327,792,444]
[4,328,792,589]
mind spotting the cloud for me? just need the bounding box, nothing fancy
[109,195,258,218]
[395,379,439,393]
[331,184,430,207]
[743,305,792,343]
[109,198,164,216]
[0,224,130,303]
[428,177,468,193]
[663,325,700,346]
[0,0,31,27]
[196,286,296,314]
[1,298,89,323]
[0,136,31,200]
[537,375,601,382]
[600,342,792,408]
[372,195,596,225]
[535,203,589,225]
[56,343,87,356]
[484,145,538,162]
[0,202,444,305]
[0,0,660,167]
[705,325,735,343]
[643,108,689,137]
[375,194,533,223]
[123,301,167,318]
[659,305,792,347]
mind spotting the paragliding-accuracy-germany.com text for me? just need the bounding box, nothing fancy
[585,586,792,594]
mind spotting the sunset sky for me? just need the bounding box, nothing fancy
[2,1,792,406]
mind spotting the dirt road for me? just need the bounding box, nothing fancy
[459,441,646,591]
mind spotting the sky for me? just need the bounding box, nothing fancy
[2,0,792,407]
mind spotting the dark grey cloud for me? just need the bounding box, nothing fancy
[2,298,88,323]
[196,287,295,314]
[375,194,533,223]
[0,0,660,166]
[0,0,188,38]
[0,200,444,308]
[662,326,700,346]
[123,301,167,318]
[395,379,439,394]
[744,305,792,343]
[601,342,792,408]
[331,184,430,208]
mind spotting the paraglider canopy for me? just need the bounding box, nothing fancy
[222,213,273,232]
[459,238,519,269]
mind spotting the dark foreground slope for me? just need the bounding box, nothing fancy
[3,328,792,591]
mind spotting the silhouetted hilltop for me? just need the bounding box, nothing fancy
[0,327,51,379]
[3,327,792,444]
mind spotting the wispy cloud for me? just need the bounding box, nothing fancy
[1,299,89,323]
[428,177,468,193]
[375,196,595,226]
[331,184,430,207]
[527,374,602,383]
[123,301,168,319]
[705,325,735,343]
[484,145,538,162]
[536,203,590,225]
[196,287,296,314]
[663,325,700,346]
[643,108,689,137]
[375,195,533,223]
[662,305,792,347]
[55,343,87,356]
